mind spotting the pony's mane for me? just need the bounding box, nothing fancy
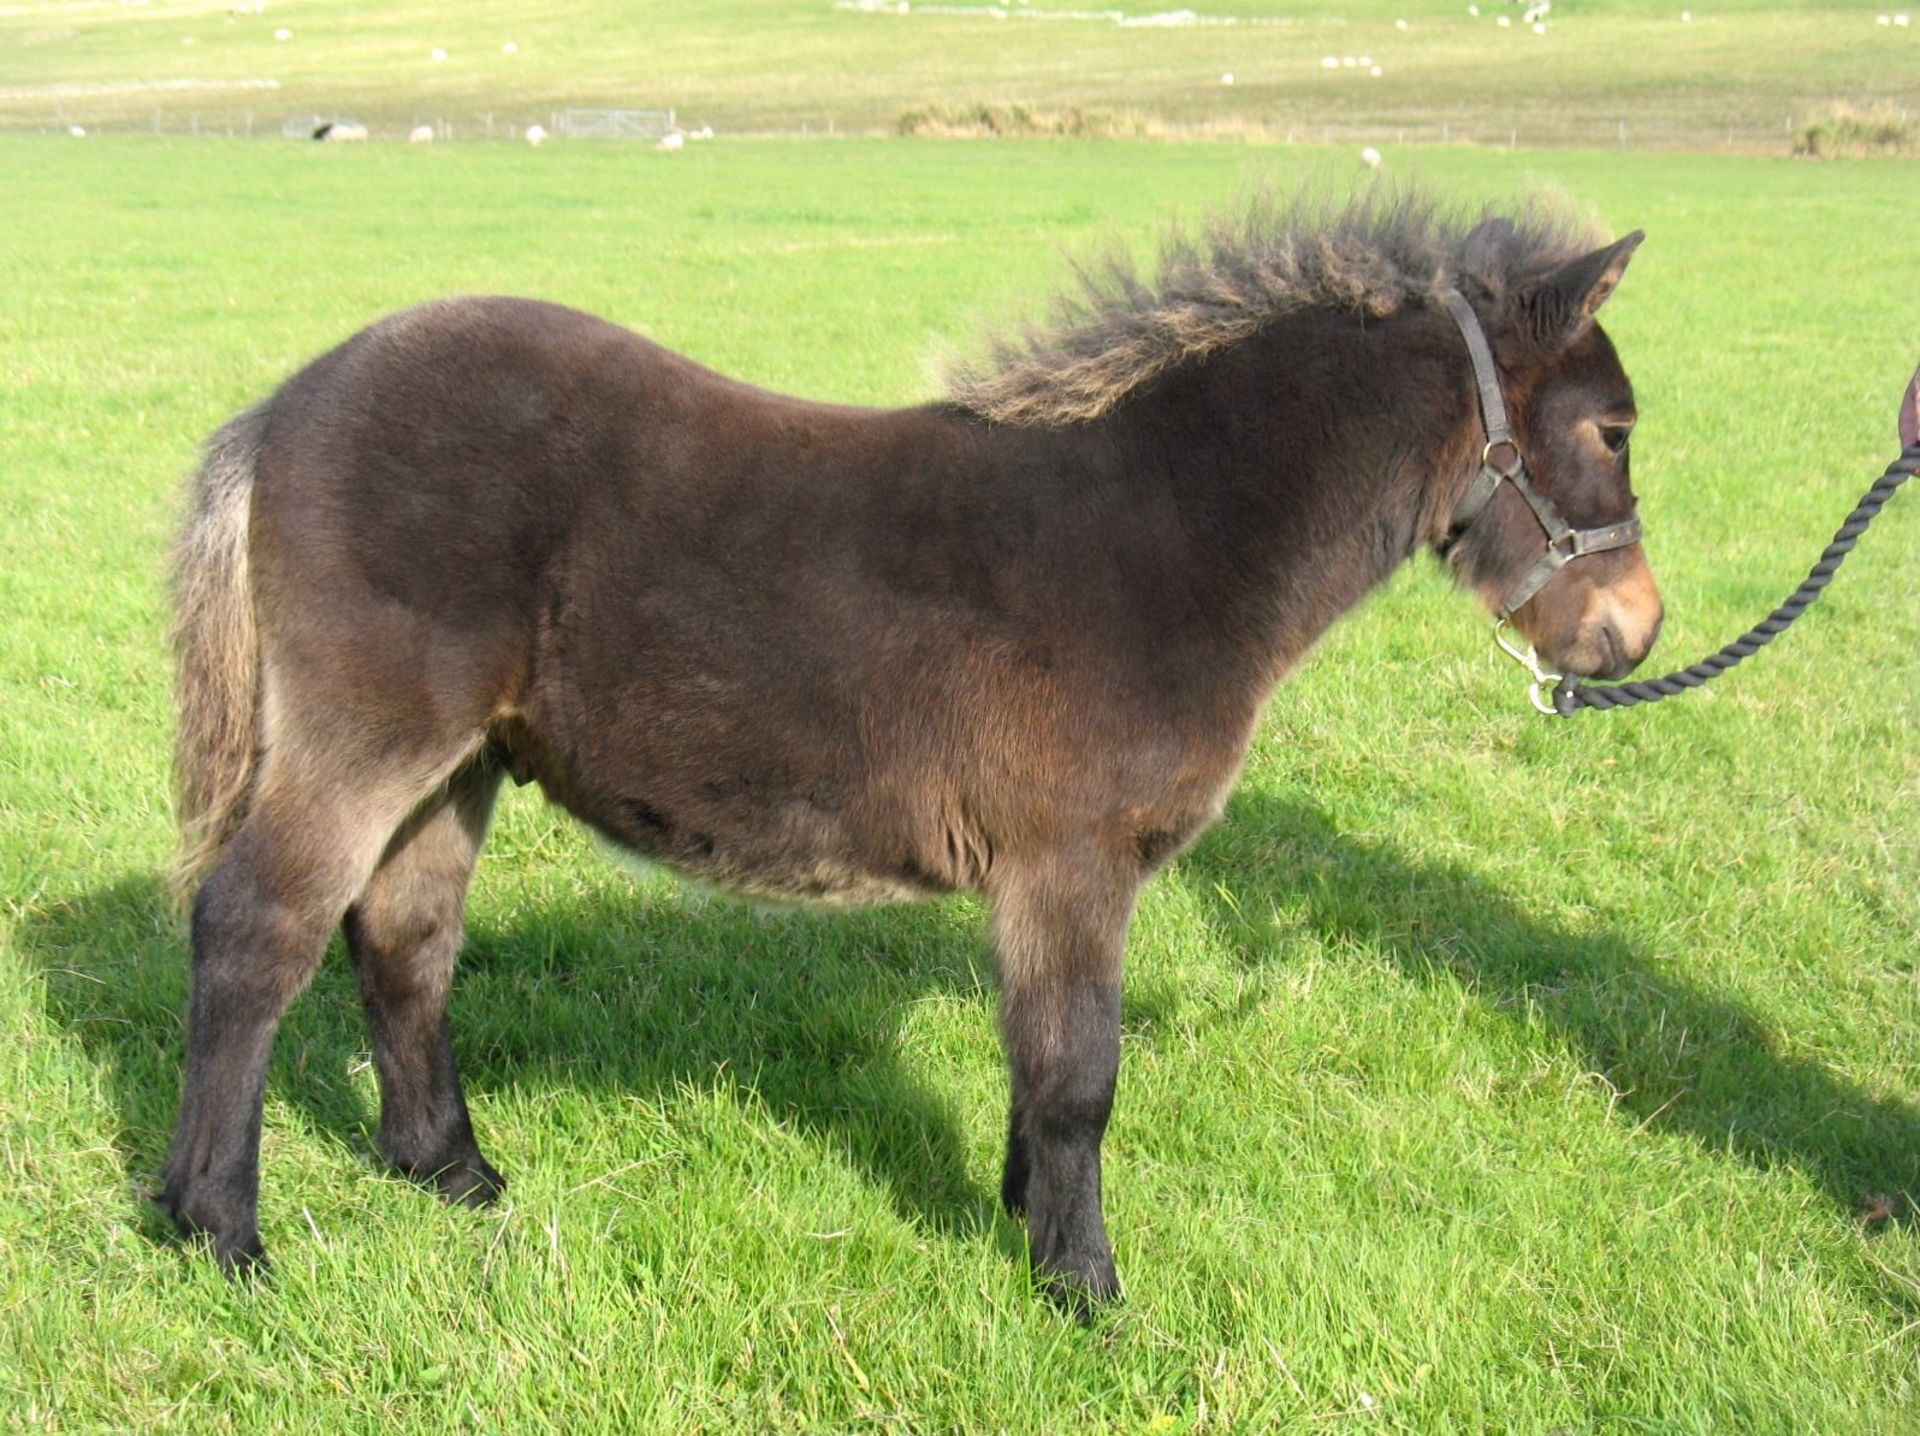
[943,185,1604,426]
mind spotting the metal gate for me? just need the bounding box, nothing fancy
[559,107,676,139]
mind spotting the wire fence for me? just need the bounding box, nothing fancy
[0,105,1892,156]
[3,107,684,143]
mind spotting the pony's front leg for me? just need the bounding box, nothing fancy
[989,853,1138,1315]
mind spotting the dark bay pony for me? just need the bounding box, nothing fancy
[159,190,1663,1309]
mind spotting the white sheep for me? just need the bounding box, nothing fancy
[659,130,685,151]
[525,123,548,146]
[409,124,434,143]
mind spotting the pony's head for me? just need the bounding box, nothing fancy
[1441,230,1663,681]
[942,188,1667,683]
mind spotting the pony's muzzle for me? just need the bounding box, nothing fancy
[1569,566,1664,679]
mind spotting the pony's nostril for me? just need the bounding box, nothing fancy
[1599,622,1623,675]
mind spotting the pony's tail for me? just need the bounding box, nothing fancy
[168,404,270,906]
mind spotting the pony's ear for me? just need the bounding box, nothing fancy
[1523,230,1644,346]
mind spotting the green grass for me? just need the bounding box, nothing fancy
[3,135,1919,1429]
[2,0,1916,149]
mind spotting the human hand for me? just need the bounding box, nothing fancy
[1903,362,1919,450]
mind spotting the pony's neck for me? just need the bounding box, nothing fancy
[1108,305,1475,683]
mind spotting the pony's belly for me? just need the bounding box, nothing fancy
[693,856,937,909]
[588,793,950,909]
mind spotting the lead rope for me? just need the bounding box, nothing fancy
[1544,441,1920,715]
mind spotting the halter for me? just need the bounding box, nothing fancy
[1437,289,1644,711]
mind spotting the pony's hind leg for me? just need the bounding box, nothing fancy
[344,759,504,1206]
[158,743,481,1272]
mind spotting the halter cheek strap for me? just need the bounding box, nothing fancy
[1438,289,1643,620]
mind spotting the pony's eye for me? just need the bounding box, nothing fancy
[1601,426,1631,455]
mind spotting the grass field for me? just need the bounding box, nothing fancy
[2,0,1916,149]
[3,134,1919,1429]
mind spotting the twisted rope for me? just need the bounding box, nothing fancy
[1553,442,1920,715]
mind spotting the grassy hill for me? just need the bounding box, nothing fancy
[2,131,1918,1428]
[3,0,1916,148]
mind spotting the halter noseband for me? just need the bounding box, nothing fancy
[1437,289,1644,622]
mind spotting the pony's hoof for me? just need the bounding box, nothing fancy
[384,1141,506,1207]
[155,1183,267,1277]
[215,1235,272,1280]
[436,1155,506,1208]
[1035,1249,1121,1322]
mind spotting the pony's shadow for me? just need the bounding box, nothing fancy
[18,790,1918,1266]
[1186,790,1920,1225]
[16,869,1019,1242]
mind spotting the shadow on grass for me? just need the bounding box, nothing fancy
[1185,791,1920,1224]
[14,871,1012,1243]
[16,791,1918,1275]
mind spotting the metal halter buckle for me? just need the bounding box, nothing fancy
[1493,618,1564,716]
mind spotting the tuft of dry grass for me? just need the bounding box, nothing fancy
[897,102,1152,139]
[896,102,1296,144]
[1791,102,1919,158]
